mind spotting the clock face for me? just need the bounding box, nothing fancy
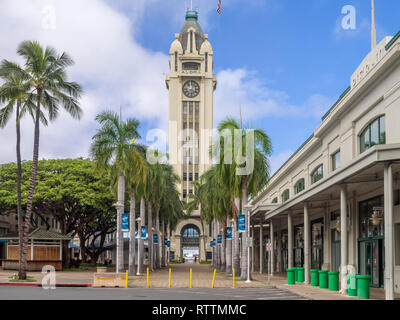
[183,80,200,98]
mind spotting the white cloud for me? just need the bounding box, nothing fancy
[0,0,171,163]
[214,69,334,125]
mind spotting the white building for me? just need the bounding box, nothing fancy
[249,30,400,299]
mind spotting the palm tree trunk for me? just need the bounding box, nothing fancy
[161,219,166,267]
[226,217,232,274]
[128,186,136,275]
[221,219,226,272]
[240,176,249,280]
[15,103,25,280]
[200,217,207,262]
[20,90,42,280]
[116,171,125,273]
[155,209,160,269]
[147,202,153,271]
[139,197,145,274]
[232,197,241,275]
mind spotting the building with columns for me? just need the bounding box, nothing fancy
[166,10,216,261]
[249,30,400,299]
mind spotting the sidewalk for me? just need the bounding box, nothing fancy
[250,272,400,300]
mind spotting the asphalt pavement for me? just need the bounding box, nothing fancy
[0,286,307,300]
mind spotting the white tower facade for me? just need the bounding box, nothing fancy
[166,10,216,261]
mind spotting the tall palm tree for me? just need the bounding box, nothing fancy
[0,60,49,280]
[217,117,272,280]
[90,110,141,273]
[125,144,146,275]
[6,41,83,280]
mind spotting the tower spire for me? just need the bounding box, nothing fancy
[371,0,377,49]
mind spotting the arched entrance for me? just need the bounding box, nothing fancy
[181,224,200,263]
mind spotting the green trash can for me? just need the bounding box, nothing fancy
[347,274,357,297]
[319,270,328,289]
[310,269,319,287]
[292,267,297,282]
[356,275,371,299]
[328,272,339,291]
[297,268,305,283]
[287,268,295,285]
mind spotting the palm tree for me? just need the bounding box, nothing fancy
[90,110,141,273]
[217,117,272,280]
[6,41,83,280]
[0,60,49,280]
[125,144,146,275]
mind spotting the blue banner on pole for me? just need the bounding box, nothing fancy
[141,226,147,238]
[226,227,232,240]
[164,238,168,246]
[167,241,170,248]
[121,213,129,231]
[217,235,222,244]
[153,234,158,244]
[210,240,213,248]
[238,214,246,233]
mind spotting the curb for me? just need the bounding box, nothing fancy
[0,283,92,288]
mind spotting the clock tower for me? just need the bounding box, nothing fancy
[166,10,217,261]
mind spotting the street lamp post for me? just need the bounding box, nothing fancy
[136,217,142,275]
[231,218,235,275]
[244,204,253,283]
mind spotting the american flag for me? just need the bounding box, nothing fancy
[217,0,222,14]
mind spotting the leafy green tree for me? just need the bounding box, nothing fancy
[4,41,83,279]
[0,158,115,266]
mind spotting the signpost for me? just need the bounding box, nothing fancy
[217,235,222,245]
[141,226,147,239]
[238,214,246,233]
[226,227,232,240]
[121,213,129,231]
[153,234,158,245]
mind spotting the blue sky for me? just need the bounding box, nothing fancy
[0,0,399,173]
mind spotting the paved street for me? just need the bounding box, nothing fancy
[0,286,306,300]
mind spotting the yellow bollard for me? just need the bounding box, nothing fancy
[147,268,150,288]
[212,269,216,288]
[190,268,192,288]
[169,268,172,288]
[233,268,235,289]
[125,270,129,288]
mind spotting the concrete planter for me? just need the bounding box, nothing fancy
[96,267,108,273]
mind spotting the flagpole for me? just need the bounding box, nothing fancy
[371,0,376,49]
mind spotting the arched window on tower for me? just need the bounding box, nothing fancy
[205,52,208,73]
[175,52,178,72]
[190,31,193,53]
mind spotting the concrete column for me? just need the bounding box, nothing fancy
[259,221,263,274]
[277,227,282,273]
[340,184,348,295]
[288,212,294,269]
[251,223,255,273]
[384,163,394,300]
[304,203,310,284]
[270,221,274,276]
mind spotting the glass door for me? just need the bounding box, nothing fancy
[358,238,384,288]
[331,229,341,272]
